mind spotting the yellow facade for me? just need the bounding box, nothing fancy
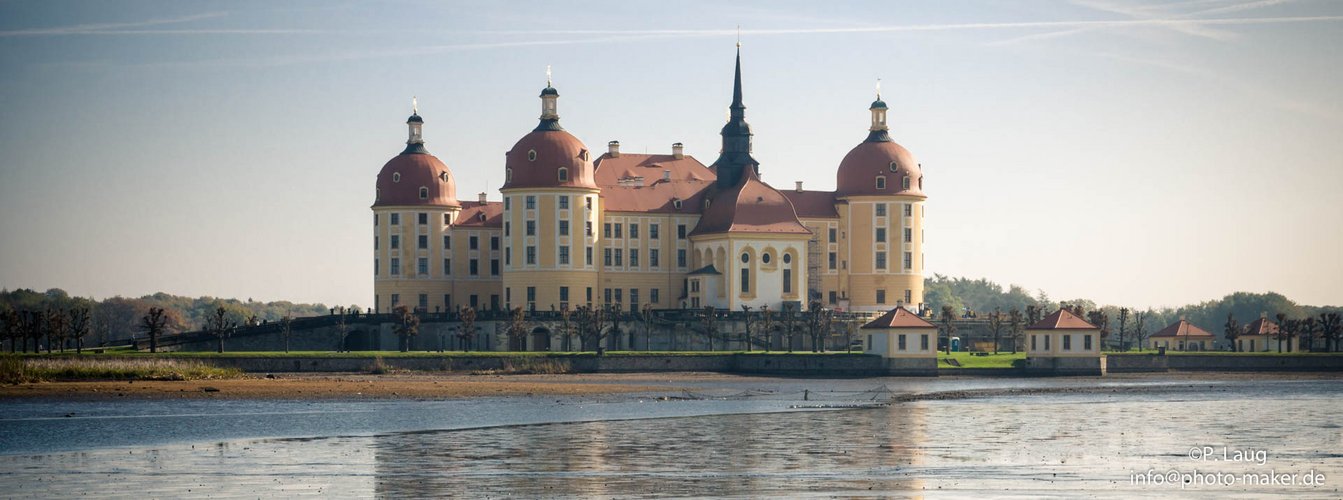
[830,195,925,312]
[501,188,601,311]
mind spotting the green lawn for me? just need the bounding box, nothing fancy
[938,351,1025,369]
[15,350,870,359]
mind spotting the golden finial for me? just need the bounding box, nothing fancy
[412,96,418,115]
[736,25,741,48]
[876,79,881,100]
[546,65,552,87]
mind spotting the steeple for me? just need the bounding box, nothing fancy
[403,96,428,154]
[866,80,892,143]
[535,66,563,132]
[713,44,758,188]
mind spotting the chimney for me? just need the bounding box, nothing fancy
[608,140,621,157]
[662,170,671,181]
[794,181,804,192]
[478,192,487,204]
[672,142,684,159]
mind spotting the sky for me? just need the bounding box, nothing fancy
[0,0,1340,310]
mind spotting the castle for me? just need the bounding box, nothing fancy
[371,48,926,316]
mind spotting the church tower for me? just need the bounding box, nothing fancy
[500,72,601,314]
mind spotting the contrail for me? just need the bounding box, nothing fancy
[0,12,227,37]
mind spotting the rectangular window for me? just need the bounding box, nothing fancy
[921,334,929,351]
[391,258,401,275]
[390,235,400,249]
[614,288,623,303]
[391,293,400,306]
[1032,335,1038,350]
[875,203,886,217]
[491,237,499,250]
[375,258,379,276]
[740,268,750,294]
[586,287,593,304]
[677,224,687,239]
[614,224,622,239]
[1085,334,1093,351]
[526,221,536,236]
[416,212,427,225]
[559,196,569,210]
[374,236,379,250]
[559,220,569,236]
[560,286,570,303]
[603,223,612,238]
[525,196,535,210]
[1045,335,1051,350]
[469,236,478,250]
[904,204,912,217]
[390,213,400,225]
[526,286,535,302]
[630,249,639,267]
[469,259,478,275]
[629,223,639,239]
[1063,335,1072,351]
[604,248,612,266]
[418,234,428,249]
[898,334,907,351]
[630,289,639,310]
[585,221,593,236]
[585,246,593,266]
[490,259,500,275]
[505,222,511,237]
[443,235,450,249]
[828,228,837,243]
[904,228,912,243]
[783,269,792,294]
[374,214,379,226]
[829,291,837,304]
[677,249,687,268]
[876,289,886,304]
[649,224,659,239]
[904,289,912,304]
[418,293,428,310]
[585,197,592,209]
[559,246,570,265]
[649,249,659,267]
[904,252,912,270]
[444,294,451,310]
[876,228,886,243]
[444,213,451,225]
[876,252,887,270]
[505,247,511,266]
[604,288,612,303]
[526,246,536,265]
[614,248,623,266]
[443,258,451,276]
[504,197,510,210]
[828,252,837,270]
[650,288,659,304]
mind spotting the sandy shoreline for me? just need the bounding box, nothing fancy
[1,371,1336,401]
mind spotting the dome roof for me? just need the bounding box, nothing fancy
[690,168,810,236]
[373,152,460,208]
[835,139,925,198]
[502,130,598,190]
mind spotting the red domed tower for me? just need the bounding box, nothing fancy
[372,101,462,313]
[833,90,927,311]
[500,73,601,312]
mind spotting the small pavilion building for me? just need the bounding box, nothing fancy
[1025,308,1105,375]
[1237,314,1299,352]
[861,306,938,376]
[1148,318,1216,351]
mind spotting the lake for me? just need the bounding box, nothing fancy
[1,375,1339,498]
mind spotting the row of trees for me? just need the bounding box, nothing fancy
[0,307,93,353]
[1224,312,1343,353]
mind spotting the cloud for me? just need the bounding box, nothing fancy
[989,0,1298,46]
[0,12,228,37]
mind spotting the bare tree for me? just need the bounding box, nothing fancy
[1319,312,1342,353]
[699,306,718,351]
[939,305,957,354]
[1132,311,1148,350]
[0,307,18,353]
[505,307,528,351]
[640,303,654,352]
[574,305,608,353]
[205,306,238,354]
[69,307,91,354]
[1117,308,1130,352]
[280,313,293,353]
[781,303,799,353]
[806,301,831,353]
[988,307,1004,354]
[140,307,168,353]
[393,305,420,352]
[334,307,351,352]
[1224,312,1240,352]
[1008,309,1023,354]
[740,305,754,352]
[456,306,477,352]
[559,305,573,352]
[1086,310,1110,351]
[760,305,774,352]
[46,309,66,353]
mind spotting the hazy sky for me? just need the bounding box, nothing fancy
[1,0,1340,310]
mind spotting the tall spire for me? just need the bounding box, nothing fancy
[713,44,757,187]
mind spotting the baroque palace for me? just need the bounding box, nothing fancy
[371,48,927,316]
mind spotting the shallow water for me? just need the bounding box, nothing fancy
[2,376,1340,498]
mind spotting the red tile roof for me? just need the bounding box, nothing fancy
[502,130,597,190]
[781,190,839,219]
[452,201,503,228]
[1242,317,1280,336]
[1151,319,1216,338]
[689,168,811,236]
[862,307,937,330]
[592,153,716,213]
[836,140,926,199]
[373,152,460,208]
[1026,309,1098,330]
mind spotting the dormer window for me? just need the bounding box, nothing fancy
[919,176,923,190]
[579,149,589,161]
[419,187,428,200]
[672,199,683,209]
[902,176,910,190]
[478,213,486,222]
[392,172,401,183]
[889,161,898,172]
[506,168,513,183]
[527,150,537,161]
[439,172,449,182]
[376,188,381,201]
[875,176,886,190]
[557,167,568,182]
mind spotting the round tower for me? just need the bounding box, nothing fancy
[372,100,461,313]
[500,75,600,312]
[834,91,926,312]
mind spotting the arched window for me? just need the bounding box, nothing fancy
[376,188,380,201]
[740,253,750,264]
[419,187,428,200]
[889,161,898,172]
[782,254,791,264]
[557,167,568,182]
[875,176,886,190]
[392,172,401,183]
[506,168,513,183]
[902,175,910,190]
[527,150,537,161]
